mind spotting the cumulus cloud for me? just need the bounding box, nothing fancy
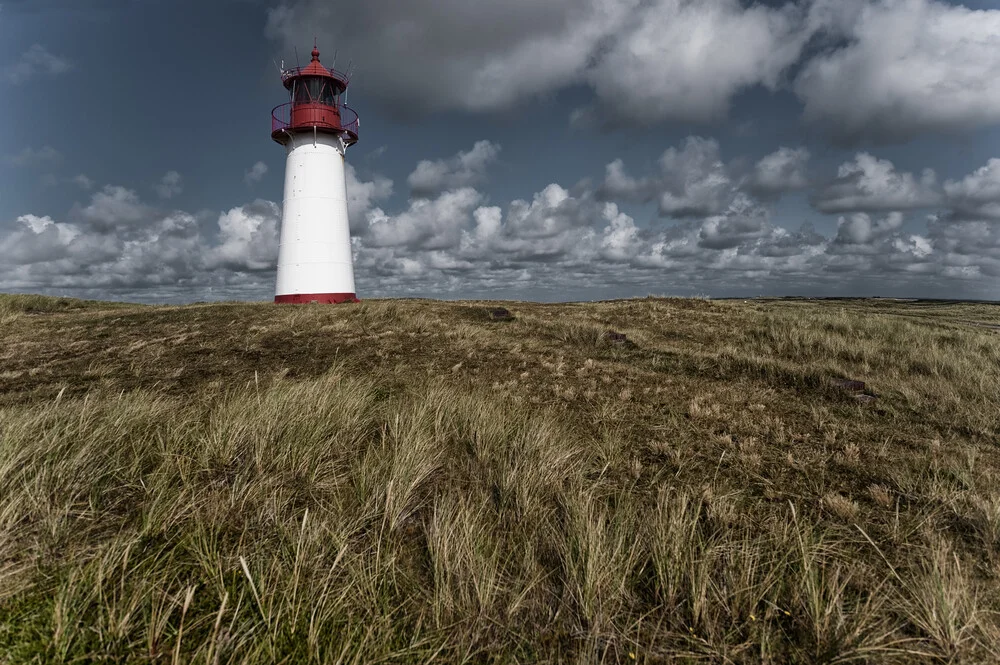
[816,209,940,280]
[748,147,810,197]
[943,159,1000,220]
[264,0,1000,143]
[266,0,605,113]
[599,159,656,204]
[6,145,63,168]
[0,208,193,291]
[756,222,827,258]
[3,44,72,85]
[501,184,597,242]
[5,138,1000,303]
[586,0,810,124]
[697,194,772,249]
[833,211,904,246]
[72,174,95,190]
[76,185,154,232]
[811,153,941,214]
[655,138,736,217]
[795,0,1000,143]
[600,137,735,217]
[366,187,483,250]
[0,185,287,300]
[348,144,997,298]
[356,185,615,286]
[927,215,1000,278]
[155,171,183,199]
[244,161,268,185]
[454,184,618,266]
[407,140,500,198]
[345,145,956,299]
[599,137,813,216]
[1,214,84,265]
[267,0,817,125]
[211,200,280,271]
[893,234,933,260]
[345,163,393,230]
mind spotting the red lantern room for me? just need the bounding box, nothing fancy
[271,44,359,146]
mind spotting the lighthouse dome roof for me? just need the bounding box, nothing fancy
[280,44,349,92]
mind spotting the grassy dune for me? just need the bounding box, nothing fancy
[1,294,999,663]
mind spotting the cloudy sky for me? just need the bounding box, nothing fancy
[2,0,1000,303]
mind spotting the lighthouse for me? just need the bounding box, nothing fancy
[270,44,360,304]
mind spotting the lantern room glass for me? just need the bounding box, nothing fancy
[293,77,337,106]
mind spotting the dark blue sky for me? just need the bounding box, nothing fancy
[2,0,1000,302]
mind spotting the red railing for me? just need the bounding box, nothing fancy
[280,64,350,88]
[271,103,359,145]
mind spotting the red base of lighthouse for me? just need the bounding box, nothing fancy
[274,293,359,304]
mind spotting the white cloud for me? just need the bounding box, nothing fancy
[211,200,280,271]
[598,203,643,262]
[357,169,826,296]
[3,44,72,85]
[346,156,994,299]
[345,163,393,231]
[6,138,1000,303]
[244,161,269,185]
[600,159,653,203]
[77,186,153,232]
[756,223,827,258]
[600,137,810,216]
[833,211,904,246]
[264,0,1000,145]
[812,153,941,213]
[267,0,815,126]
[893,234,933,259]
[928,216,1000,277]
[407,140,501,198]
[72,174,95,190]
[366,187,482,250]
[0,186,284,299]
[795,0,1000,143]
[944,159,1000,220]
[697,194,771,249]
[155,171,183,199]
[266,0,610,113]
[502,184,592,240]
[748,147,810,197]
[1,214,81,265]
[586,0,810,124]
[600,136,735,217]
[6,145,63,168]
[656,138,734,217]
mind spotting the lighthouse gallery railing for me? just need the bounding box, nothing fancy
[271,103,359,143]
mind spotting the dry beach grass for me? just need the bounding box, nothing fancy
[0,293,999,662]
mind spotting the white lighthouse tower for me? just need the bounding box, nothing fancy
[270,44,360,304]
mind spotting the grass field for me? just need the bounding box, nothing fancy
[0,293,999,663]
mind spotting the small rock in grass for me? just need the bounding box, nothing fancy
[488,307,513,321]
[605,331,628,344]
[830,378,866,392]
[829,377,877,403]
